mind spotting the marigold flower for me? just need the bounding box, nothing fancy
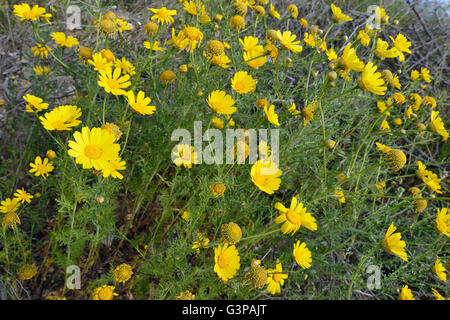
[390,33,412,62]
[1,211,21,229]
[221,222,242,245]
[180,26,203,54]
[0,197,20,214]
[398,285,415,300]
[113,264,133,285]
[172,144,198,168]
[266,262,288,295]
[29,156,54,179]
[176,290,195,300]
[126,90,156,115]
[274,197,317,235]
[264,104,280,126]
[382,222,408,261]
[68,127,120,171]
[207,90,236,115]
[214,243,240,282]
[231,71,256,94]
[246,260,268,289]
[434,208,449,237]
[229,15,245,32]
[250,158,282,194]
[358,62,387,96]
[432,257,447,282]
[148,7,177,25]
[51,32,79,48]
[276,30,303,53]
[160,70,176,85]
[14,188,34,204]
[293,241,312,269]
[331,4,352,23]
[23,94,48,113]
[91,285,118,300]
[269,2,280,19]
[98,67,131,96]
[39,105,82,131]
[430,111,448,141]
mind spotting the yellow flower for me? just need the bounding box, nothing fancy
[390,33,412,62]
[102,158,126,179]
[411,69,420,81]
[326,48,338,61]
[434,208,449,237]
[126,90,156,115]
[431,289,446,300]
[0,197,20,213]
[358,62,387,95]
[214,243,240,283]
[302,101,316,126]
[300,18,308,28]
[91,285,118,300]
[430,111,448,141]
[212,117,224,129]
[287,4,299,18]
[23,94,49,113]
[113,264,133,285]
[231,71,256,94]
[143,41,165,52]
[333,187,346,203]
[240,36,267,69]
[209,184,226,197]
[331,4,352,23]
[172,144,198,168]
[382,222,408,262]
[180,26,203,54]
[229,15,246,32]
[274,197,317,235]
[191,233,210,253]
[276,30,303,53]
[398,285,415,300]
[160,70,177,85]
[264,104,280,126]
[410,93,422,111]
[340,43,365,72]
[183,0,204,16]
[210,54,231,69]
[33,65,52,76]
[114,18,131,32]
[421,67,431,83]
[98,67,131,96]
[13,188,34,204]
[432,257,447,282]
[102,123,122,142]
[114,57,136,76]
[293,241,312,269]
[88,52,113,72]
[357,30,370,47]
[266,262,288,295]
[39,105,82,131]
[181,211,190,221]
[288,102,300,117]
[13,4,50,23]
[51,32,79,48]
[207,90,236,115]
[423,96,437,109]
[29,156,54,179]
[393,92,406,105]
[1,211,21,229]
[380,118,392,135]
[148,7,177,25]
[176,290,195,300]
[67,127,120,171]
[17,264,38,280]
[375,38,399,59]
[269,3,280,19]
[31,43,51,59]
[221,222,242,245]
[250,158,282,195]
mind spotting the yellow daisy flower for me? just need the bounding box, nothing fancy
[51,32,79,48]
[231,71,256,94]
[29,156,54,179]
[148,7,177,25]
[276,30,303,53]
[434,208,449,237]
[430,111,448,141]
[331,4,352,23]
[125,90,156,115]
[207,90,236,115]
[214,243,240,283]
[250,157,282,194]
[264,104,280,126]
[432,257,447,282]
[390,33,412,62]
[172,144,198,168]
[266,262,288,295]
[39,105,82,131]
[398,285,415,300]
[274,197,317,235]
[293,241,312,269]
[91,285,118,300]
[358,62,387,95]
[98,67,131,96]
[382,222,408,261]
[23,94,49,113]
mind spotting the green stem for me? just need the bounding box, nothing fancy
[347,244,380,299]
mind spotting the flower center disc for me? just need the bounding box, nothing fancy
[84,145,102,159]
[218,253,228,268]
[286,210,301,225]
